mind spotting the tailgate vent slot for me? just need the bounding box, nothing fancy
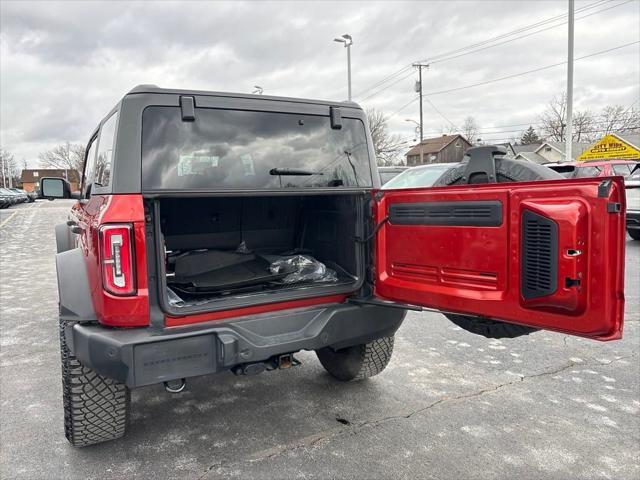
[389,201,502,226]
[521,210,558,299]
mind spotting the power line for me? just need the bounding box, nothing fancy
[353,64,412,99]
[388,95,420,118]
[421,41,639,97]
[424,98,459,130]
[358,69,415,102]
[355,0,623,100]
[428,0,634,66]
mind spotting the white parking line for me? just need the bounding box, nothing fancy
[0,211,18,228]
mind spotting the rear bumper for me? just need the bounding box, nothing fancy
[626,210,639,230]
[66,303,406,388]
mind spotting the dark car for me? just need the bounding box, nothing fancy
[41,85,626,447]
[0,188,19,208]
[8,188,29,203]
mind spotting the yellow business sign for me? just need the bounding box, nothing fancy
[577,134,640,161]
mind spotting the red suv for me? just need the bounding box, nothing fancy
[41,86,627,447]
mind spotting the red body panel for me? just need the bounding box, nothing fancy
[71,195,150,327]
[165,294,349,327]
[375,177,626,340]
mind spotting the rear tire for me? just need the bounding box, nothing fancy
[316,336,394,381]
[628,228,640,240]
[60,320,130,447]
[445,314,537,339]
[434,155,563,339]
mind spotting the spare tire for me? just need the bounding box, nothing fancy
[434,154,563,339]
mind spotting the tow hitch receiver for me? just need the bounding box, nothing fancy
[277,353,300,369]
[231,353,301,376]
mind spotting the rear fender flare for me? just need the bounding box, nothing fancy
[56,248,97,323]
[55,223,73,254]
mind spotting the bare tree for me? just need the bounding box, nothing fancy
[539,92,597,142]
[365,108,407,166]
[0,149,19,188]
[461,116,480,144]
[38,142,85,172]
[539,93,568,141]
[600,105,640,135]
[572,110,596,142]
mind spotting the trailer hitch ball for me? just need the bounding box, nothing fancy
[164,378,186,393]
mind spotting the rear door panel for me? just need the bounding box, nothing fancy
[374,177,626,340]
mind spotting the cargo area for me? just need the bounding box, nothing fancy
[155,194,367,311]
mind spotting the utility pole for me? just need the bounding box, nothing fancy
[565,0,575,162]
[413,62,429,164]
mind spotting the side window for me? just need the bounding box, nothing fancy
[82,137,98,198]
[612,164,632,177]
[95,111,118,188]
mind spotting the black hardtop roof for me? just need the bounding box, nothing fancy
[125,84,362,110]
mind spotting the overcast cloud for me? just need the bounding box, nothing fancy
[1,0,638,166]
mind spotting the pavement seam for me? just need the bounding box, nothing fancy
[200,357,630,477]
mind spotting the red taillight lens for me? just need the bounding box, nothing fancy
[100,224,136,296]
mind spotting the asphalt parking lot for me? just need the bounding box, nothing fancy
[1,199,638,480]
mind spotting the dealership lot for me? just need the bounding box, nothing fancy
[0,200,638,480]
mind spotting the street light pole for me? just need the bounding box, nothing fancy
[565,0,575,162]
[405,119,422,166]
[334,34,353,101]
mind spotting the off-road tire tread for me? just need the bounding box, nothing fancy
[60,320,129,447]
[445,314,538,339]
[317,336,394,381]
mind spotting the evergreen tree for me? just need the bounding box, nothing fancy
[520,126,540,145]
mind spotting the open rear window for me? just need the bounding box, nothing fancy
[141,106,373,190]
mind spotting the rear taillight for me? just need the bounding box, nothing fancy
[100,224,136,296]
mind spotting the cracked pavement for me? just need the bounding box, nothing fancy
[1,200,639,479]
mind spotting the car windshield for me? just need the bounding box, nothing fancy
[575,165,603,178]
[613,163,637,178]
[382,164,452,189]
[380,170,404,185]
[141,106,373,190]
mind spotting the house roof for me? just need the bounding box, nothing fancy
[514,152,547,164]
[405,134,471,157]
[21,169,80,183]
[536,141,591,159]
[513,143,542,154]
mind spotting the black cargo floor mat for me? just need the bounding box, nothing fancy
[168,254,294,294]
[167,260,356,307]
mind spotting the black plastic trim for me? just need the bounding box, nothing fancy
[56,249,97,323]
[180,96,196,121]
[67,303,405,387]
[330,106,342,129]
[521,209,558,299]
[388,200,503,226]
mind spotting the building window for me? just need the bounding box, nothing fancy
[33,171,39,177]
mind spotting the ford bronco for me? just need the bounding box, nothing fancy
[41,85,626,447]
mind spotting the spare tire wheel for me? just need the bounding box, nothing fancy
[434,155,564,339]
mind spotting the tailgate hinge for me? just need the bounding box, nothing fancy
[347,297,423,311]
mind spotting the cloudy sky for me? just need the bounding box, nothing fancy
[1,0,638,166]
